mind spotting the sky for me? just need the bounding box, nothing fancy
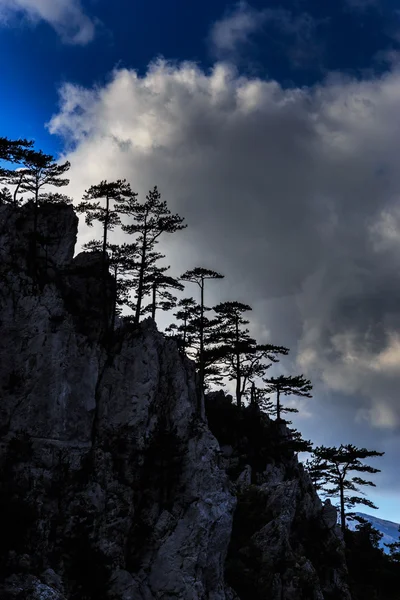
[1,0,400,524]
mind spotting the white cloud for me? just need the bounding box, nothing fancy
[0,0,96,44]
[46,60,400,491]
[208,1,266,58]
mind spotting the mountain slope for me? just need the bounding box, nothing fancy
[348,512,400,553]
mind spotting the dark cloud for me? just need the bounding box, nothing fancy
[208,2,326,71]
[48,60,400,513]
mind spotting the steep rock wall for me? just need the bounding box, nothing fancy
[0,203,235,600]
[0,202,352,600]
[206,392,352,600]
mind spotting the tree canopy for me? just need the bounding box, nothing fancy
[310,444,384,535]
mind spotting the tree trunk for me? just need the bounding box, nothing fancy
[199,280,204,393]
[134,221,148,325]
[30,176,40,287]
[102,194,109,269]
[235,314,241,408]
[151,281,156,321]
[250,382,256,406]
[110,266,118,334]
[33,176,39,240]
[340,478,346,536]
[276,388,281,421]
[183,315,187,353]
[13,172,24,206]
[102,194,110,332]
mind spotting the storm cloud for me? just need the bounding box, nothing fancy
[48,59,400,508]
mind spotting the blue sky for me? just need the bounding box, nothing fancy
[2,0,400,524]
[2,0,400,153]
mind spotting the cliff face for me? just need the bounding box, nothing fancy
[206,393,352,600]
[0,203,235,600]
[0,202,351,600]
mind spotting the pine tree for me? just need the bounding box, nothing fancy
[0,187,13,204]
[76,180,133,275]
[245,382,273,411]
[180,268,224,392]
[385,527,400,563]
[355,519,383,549]
[7,150,71,279]
[209,301,290,407]
[77,180,134,332]
[0,136,33,184]
[84,240,139,331]
[142,270,184,322]
[210,301,253,407]
[303,454,332,491]
[165,297,200,354]
[0,170,26,205]
[0,136,33,163]
[121,186,186,325]
[16,150,70,230]
[312,444,385,535]
[284,427,313,454]
[37,192,72,205]
[263,374,312,421]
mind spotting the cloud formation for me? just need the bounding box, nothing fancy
[0,0,96,44]
[208,2,322,68]
[208,1,266,58]
[47,59,400,502]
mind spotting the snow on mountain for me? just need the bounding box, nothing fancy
[347,512,400,553]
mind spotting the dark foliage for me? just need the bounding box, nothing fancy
[345,523,400,600]
[205,392,307,481]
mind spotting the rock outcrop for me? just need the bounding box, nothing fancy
[0,202,351,599]
[0,203,235,599]
[206,392,352,600]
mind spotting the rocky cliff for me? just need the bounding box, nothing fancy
[0,202,351,599]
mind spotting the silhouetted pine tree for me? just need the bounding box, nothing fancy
[84,240,139,332]
[245,382,273,410]
[77,180,134,331]
[0,136,33,181]
[312,444,384,535]
[0,187,13,204]
[209,301,290,408]
[16,150,70,234]
[165,297,200,355]
[303,454,332,491]
[385,527,400,563]
[0,140,26,204]
[120,186,186,325]
[210,301,253,407]
[77,180,133,276]
[141,270,184,322]
[5,150,71,281]
[263,374,312,421]
[180,268,224,392]
[0,170,26,205]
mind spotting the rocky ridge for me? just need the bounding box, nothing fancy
[0,202,351,599]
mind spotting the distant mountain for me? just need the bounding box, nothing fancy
[347,512,400,553]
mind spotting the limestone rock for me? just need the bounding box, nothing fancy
[0,203,352,600]
[0,203,235,600]
[205,393,352,600]
[321,499,338,530]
